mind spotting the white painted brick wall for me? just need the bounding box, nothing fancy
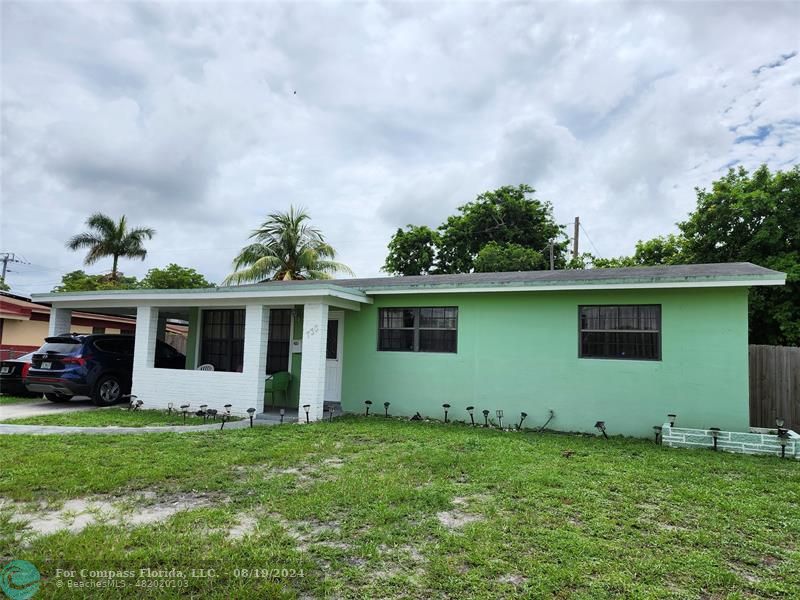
[130,304,270,416]
[298,302,329,422]
[48,308,72,337]
[662,423,800,459]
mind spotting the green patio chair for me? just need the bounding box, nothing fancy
[265,371,291,407]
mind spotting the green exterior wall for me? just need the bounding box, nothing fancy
[184,307,200,369]
[340,287,750,438]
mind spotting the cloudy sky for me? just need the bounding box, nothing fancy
[1,1,798,294]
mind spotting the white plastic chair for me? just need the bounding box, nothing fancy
[196,364,215,371]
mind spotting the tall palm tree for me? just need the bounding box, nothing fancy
[224,207,353,284]
[66,213,156,280]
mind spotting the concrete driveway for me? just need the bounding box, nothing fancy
[0,397,97,420]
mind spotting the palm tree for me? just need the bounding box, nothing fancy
[224,207,353,284]
[66,213,155,280]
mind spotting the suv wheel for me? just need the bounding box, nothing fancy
[44,392,70,403]
[93,375,123,406]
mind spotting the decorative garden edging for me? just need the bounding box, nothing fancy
[662,423,800,459]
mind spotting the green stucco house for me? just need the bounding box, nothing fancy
[33,262,785,437]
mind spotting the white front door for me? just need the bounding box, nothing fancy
[324,312,343,404]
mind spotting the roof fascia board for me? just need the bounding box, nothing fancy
[33,287,370,307]
[361,277,786,295]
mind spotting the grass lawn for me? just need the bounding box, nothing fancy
[0,407,240,427]
[0,394,39,405]
[1,417,798,599]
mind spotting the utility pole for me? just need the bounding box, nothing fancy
[549,241,554,270]
[0,252,28,281]
[572,216,580,261]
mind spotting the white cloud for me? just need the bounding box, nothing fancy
[1,1,798,292]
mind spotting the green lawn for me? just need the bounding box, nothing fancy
[0,394,39,405]
[0,417,798,599]
[0,407,240,427]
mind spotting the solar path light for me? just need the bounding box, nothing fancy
[482,410,490,427]
[384,402,390,417]
[517,412,528,430]
[709,427,720,451]
[180,404,190,425]
[466,406,475,426]
[594,421,608,439]
[247,407,256,428]
[303,404,311,424]
[495,409,504,429]
[442,404,451,423]
[364,400,372,416]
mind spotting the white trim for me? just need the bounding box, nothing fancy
[363,278,786,295]
[33,288,370,307]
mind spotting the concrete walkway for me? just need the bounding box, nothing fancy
[0,418,276,435]
[0,398,96,420]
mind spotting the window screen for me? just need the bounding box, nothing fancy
[200,309,245,372]
[378,307,457,353]
[579,305,661,360]
[326,319,339,359]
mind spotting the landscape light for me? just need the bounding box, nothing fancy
[778,428,790,459]
[466,406,475,427]
[482,409,490,427]
[709,427,720,451]
[539,409,555,433]
[279,407,285,424]
[247,407,256,428]
[364,400,372,417]
[180,404,190,425]
[383,402,390,417]
[224,404,232,416]
[668,414,676,427]
[167,402,174,415]
[653,425,663,445]
[496,409,504,429]
[303,404,311,424]
[442,403,451,423]
[594,421,608,439]
[517,412,528,430]
[200,404,209,423]
[776,417,785,428]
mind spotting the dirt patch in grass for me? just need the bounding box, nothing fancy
[7,491,229,539]
[436,494,487,529]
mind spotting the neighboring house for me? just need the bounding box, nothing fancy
[30,263,785,437]
[0,291,187,360]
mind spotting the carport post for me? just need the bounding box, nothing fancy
[48,308,72,337]
[297,302,329,423]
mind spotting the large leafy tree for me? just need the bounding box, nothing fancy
[473,241,545,273]
[66,213,155,280]
[0,278,9,292]
[681,165,799,345]
[139,264,214,289]
[383,225,440,276]
[53,270,138,292]
[594,165,799,345]
[225,206,353,284]
[383,185,566,275]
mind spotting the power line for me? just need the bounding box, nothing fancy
[579,223,602,258]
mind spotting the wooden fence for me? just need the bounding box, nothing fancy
[749,345,800,432]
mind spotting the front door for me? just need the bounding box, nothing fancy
[324,313,343,404]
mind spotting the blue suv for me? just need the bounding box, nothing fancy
[25,334,185,405]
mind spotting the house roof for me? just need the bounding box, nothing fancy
[30,263,785,309]
[320,262,786,292]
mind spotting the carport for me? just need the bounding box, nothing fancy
[32,284,371,421]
